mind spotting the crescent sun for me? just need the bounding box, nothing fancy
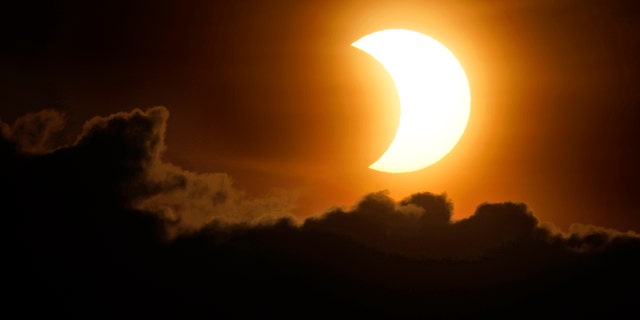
[352,29,471,173]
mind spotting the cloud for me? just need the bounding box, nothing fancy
[301,191,639,261]
[186,192,639,317]
[3,107,639,317]
[1,107,295,238]
[1,109,65,153]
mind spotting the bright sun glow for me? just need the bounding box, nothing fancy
[352,29,470,173]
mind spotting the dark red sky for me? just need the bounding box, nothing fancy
[1,0,639,231]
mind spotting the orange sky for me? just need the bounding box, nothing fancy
[2,0,639,231]
[161,1,639,231]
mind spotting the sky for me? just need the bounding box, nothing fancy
[2,0,640,316]
[2,0,640,230]
[2,0,639,231]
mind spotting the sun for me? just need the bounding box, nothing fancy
[352,29,471,173]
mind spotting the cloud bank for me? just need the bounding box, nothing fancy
[2,107,295,237]
[2,108,639,318]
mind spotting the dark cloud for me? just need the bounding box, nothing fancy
[1,109,65,153]
[304,192,639,260]
[2,107,295,237]
[3,108,639,318]
[304,194,543,260]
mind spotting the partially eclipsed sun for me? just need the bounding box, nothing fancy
[352,29,471,173]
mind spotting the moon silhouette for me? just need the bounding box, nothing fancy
[352,29,471,173]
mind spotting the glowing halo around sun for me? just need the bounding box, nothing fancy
[352,29,471,173]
